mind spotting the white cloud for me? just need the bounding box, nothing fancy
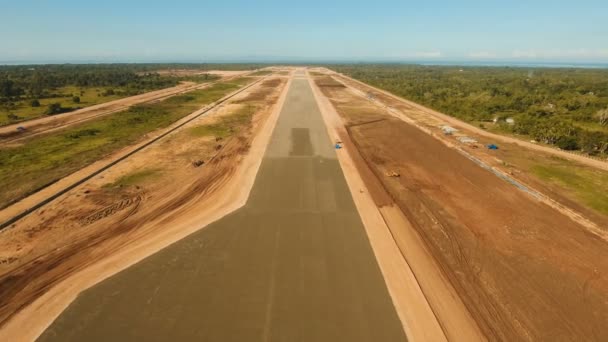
[468,51,498,59]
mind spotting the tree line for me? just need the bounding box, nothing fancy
[0,65,179,101]
[0,63,262,102]
[334,64,608,155]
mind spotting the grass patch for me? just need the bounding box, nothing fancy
[0,80,247,208]
[228,77,257,86]
[0,76,221,126]
[190,104,257,139]
[0,86,124,125]
[531,161,608,215]
[175,74,220,84]
[104,169,162,188]
[190,123,232,139]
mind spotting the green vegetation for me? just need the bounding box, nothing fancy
[0,79,248,208]
[1,85,123,124]
[334,64,608,156]
[249,70,273,76]
[190,104,256,139]
[531,159,608,215]
[230,77,258,86]
[0,64,242,125]
[104,169,162,188]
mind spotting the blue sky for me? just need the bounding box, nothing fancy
[1,0,607,63]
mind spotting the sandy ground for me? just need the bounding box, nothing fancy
[0,72,250,145]
[35,72,406,341]
[314,72,608,341]
[0,73,290,341]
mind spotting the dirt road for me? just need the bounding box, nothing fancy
[37,73,406,341]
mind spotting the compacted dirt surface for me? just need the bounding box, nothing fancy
[315,72,608,341]
[31,73,406,341]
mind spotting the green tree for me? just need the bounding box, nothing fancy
[46,103,64,115]
[556,136,579,150]
[579,131,605,154]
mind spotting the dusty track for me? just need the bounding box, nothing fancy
[315,73,608,341]
[0,74,288,340]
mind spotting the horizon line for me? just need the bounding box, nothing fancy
[1,59,608,69]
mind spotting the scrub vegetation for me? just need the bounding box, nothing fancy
[104,169,163,188]
[189,104,256,139]
[531,158,608,215]
[335,64,608,155]
[0,79,248,208]
[0,64,263,125]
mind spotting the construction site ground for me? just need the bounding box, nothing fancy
[33,72,407,341]
[314,71,608,341]
[0,73,289,340]
[0,67,607,342]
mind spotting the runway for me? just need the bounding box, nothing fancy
[39,73,406,342]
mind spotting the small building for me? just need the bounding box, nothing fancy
[505,118,515,125]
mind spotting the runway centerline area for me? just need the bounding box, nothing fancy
[38,76,406,342]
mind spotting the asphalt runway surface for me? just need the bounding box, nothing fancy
[38,75,406,342]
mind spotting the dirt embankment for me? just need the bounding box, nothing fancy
[316,75,608,341]
[0,76,288,331]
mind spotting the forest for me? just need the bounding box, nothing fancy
[0,64,261,125]
[1,64,176,99]
[334,64,608,155]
